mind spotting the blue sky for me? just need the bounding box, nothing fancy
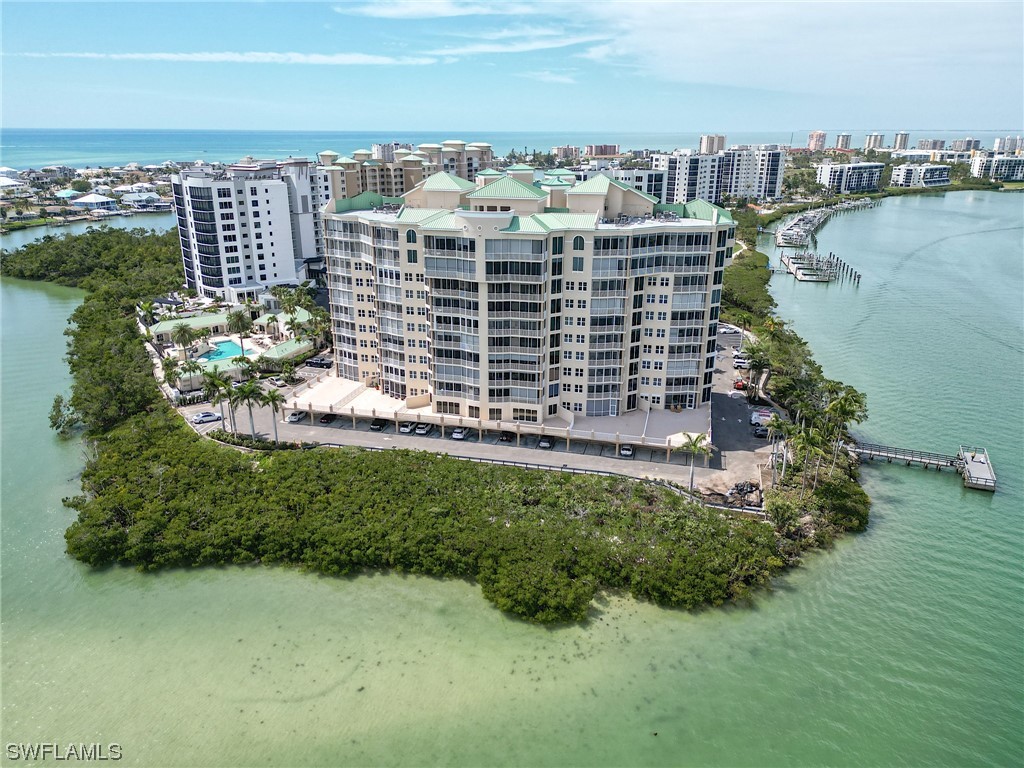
[2,0,1022,131]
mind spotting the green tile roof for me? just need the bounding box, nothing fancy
[150,312,231,335]
[654,200,734,223]
[538,177,572,187]
[416,212,463,230]
[396,207,449,223]
[465,176,548,200]
[264,338,314,361]
[546,169,576,176]
[421,172,476,192]
[362,160,381,167]
[505,163,535,171]
[534,212,600,230]
[565,174,660,203]
[502,216,551,234]
[476,168,504,176]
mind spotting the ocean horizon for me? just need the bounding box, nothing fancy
[2,127,1022,170]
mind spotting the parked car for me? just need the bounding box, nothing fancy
[733,359,751,369]
[191,411,222,424]
[318,413,337,424]
[749,411,775,427]
[498,430,515,443]
[398,422,416,433]
[369,418,389,431]
[450,426,468,440]
[267,376,286,387]
[305,357,332,369]
[537,436,553,449]
[720,324,740,334]
[414,423,434,436]
[285,411,307,423]
[752,425,770,438]
[619,444,634,458]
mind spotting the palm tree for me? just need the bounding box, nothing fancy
[162,356,180,388]
[231,355,255,381]
[139,300,156,326]
[265,316,280,342]
[678,432,713,492]
[170,322,196,359]
[226,309,253,354]
[307,309,331,348]
[285,315,306,341]
[179,359,204,392]
[766,416,798,483]
[825,388,868,473]
[234,380,263,438]
[202,367,230,426]
[743,341,771,399]
[261,389,286,444]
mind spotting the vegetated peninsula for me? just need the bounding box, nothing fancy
[2,225,867,623]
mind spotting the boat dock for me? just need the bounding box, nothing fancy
[774,199,876,248]
[852,442,997,491]
[779,251,861,284]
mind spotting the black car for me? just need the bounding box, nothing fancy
[498,431,515,443]
[306,357,333,369]
[369,418,388,431]
[752,424,770,438]
[318,413,337,424]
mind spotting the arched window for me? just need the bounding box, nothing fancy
[406,229,417,244]
[573,235,585,251]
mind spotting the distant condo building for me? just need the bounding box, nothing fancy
[834,133,852,150]
[807,131,827,152]
[917,139,946,150]
[970,155,1024,182]
[551,145,581,161]
[172,157,331,303]
[584,144,620,157]
[950,137,982,152]
[699,134,727,154]
[993,135,1023,153]
[651,145,784,204]
[371,142,413,162]
[890,163,951,188]
[893,132,910,151]
[864,133,885,150]
[322,168,736,421]
[815,161,885,193]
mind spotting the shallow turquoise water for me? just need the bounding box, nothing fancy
[1,191,1022,767]
[199,339,247,362]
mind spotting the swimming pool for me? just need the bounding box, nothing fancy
[199,340,251,362]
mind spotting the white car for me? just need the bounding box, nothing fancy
[733,359,751,369]
[398,422,416,433]
[191,411,222,425]
[619,444,634,458]
[285,411,307,423]
[719,325,740,334]
[450,426,468,440]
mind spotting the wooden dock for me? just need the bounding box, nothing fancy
[852,442,997,491]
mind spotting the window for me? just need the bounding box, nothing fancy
[656,329,666,338]
[573,235,584,251]
[644,328,653,337]
[575,352,584,361]
[657,311,667,320]
[576,334,585,343]
[572,256,584,272]
[646,294,656,303]
[658,295,668,304]
[641,376,650,385]
[407,249,418,263]
[573,403,583,412]
[645,311,654,320]
[406,229,417,243]
[551,236,563,255]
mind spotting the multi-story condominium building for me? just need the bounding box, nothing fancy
[807,131,827,152]
[651,151,724,205]
[584,144,620,157]
[917,139,946,150]
[815,161,885,193]
[719,145,785,200]
[699,134,727,154]
[889,163,951,187]
[950,137,982,152]
[551,145,581,161]
[893,132,910,151]
[574,168,668,204]
[834,133,852,150]
[371,142,413,162]
[322,170,735,422]
[864,133,885,150]
[970,155,1024,181]
[993,136,1022,153]
[172,158,331,303]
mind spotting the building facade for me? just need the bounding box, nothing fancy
[970,155,1024,181]
[893,132,910,151]
[834,133,852,150]
[889,163,951,187]
[584,144,620,157]
[815,162,885,193]
[172,158,329,303]
[993,136,1023,153]
[807,131,827,152]
[650,145,783,204]
[917,139,946,150]
[699,134,727,154]
[323,171,735,422]
[864,133,885,150]
[551,145,581,161]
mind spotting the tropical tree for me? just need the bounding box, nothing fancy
[285,315,306,340]
[226,309,253,354]
[307,309,331,348]
[678,432,713,491]
[178,359,204,392]
[743,341,772,399]
[202,367,230,426]
[261,388,286,444]
[825,388,868,473]
[231,355,255,381]
[233,380,264,438]
[254,355,275,374]
[280,359,297,383]
[266,316,280,342]
[162,356,179,388]
[139,300,156,325]
[170,322,196,358]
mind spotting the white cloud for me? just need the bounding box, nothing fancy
[335,1,533,18]
[14,51,436,65]
[424,34,607,56]
[518,70,576,84]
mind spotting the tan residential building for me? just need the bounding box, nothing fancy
[323,168,735,423]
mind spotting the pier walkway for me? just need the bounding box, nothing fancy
[852,442,997,491]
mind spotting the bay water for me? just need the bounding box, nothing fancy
[1,192,1021,766]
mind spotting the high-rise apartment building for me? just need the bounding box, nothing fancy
[950,137,982,152]
[890,164,951,187]
[993,136,1023,153]
[322,170,735,421]
[652,151,724,205]
[807,131,827,152]
[864,133,885,150]
[893,132,910,151]
[970,155,1024,181]
[815,161,885,193]
[371,142,413,162]
[699,134,727,154]
[551,145,581,161]
[917,139,946,150]
[584,144,620,157]
[834,133,852,150]
[172,158,331,303]
[651,146,784,203]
